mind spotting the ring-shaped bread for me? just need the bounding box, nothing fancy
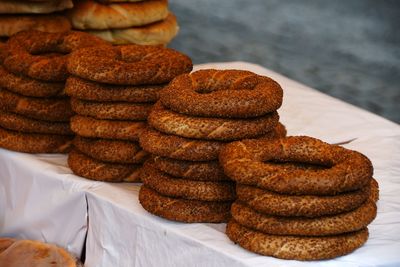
[226,219,368,261]
[3,30,108,81]
[67,43,192,85]
[140,160,236,201]
[220,136,373,195]
[0,66,65,97]
[70,115,146,141]
[148,102,279,141]
[73,136,148,164]
[161,69,283,118]
[65,76,163,103]
[0,126,72,153]
[0,110,73,135]
[68,149,141,182]
[139,123,286,161]
[236,178,377,217]
[0,89,73,122]
[139,185,231,223]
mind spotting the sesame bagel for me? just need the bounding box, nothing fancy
[161,69,283,118]
[139,185,231,223]
[73,136,148,164]
[0,89,73,122]
[148,102,279,141]
[0,66,65,97]
[67,43,192,85]
[71,98,152,121]
[65,76,163,103]
[0,126,72,154]
[68,0,168,30]
[236,179,375,217]
[153,156,230,181]
[140,160,236,201]
[68,149,141,182]
[0,110,73,135]
[231,199,376,236]
[226,219,369,261]
[70,115,146,141]
[220,136,373,195]
[3,30,108,81]
[139,123,286,161]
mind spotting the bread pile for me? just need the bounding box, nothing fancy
[220,136,378,260]
[67,0,178,45]
[65,44,192,182]
[0,30,105,153]
[0,0,73,40]
[0,237,82,267]
[138,69,285,223]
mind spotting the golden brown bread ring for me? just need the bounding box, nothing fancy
[139,185,231,223]
[3,30,108,82]
[231,199,376,237]
[153,156,230,181]
[161,69,283,118]
[86,13,179,46]
[140,160,236,201]
[0,126,72,154]
[0,0,73,14]
[0,110,73,135]
[70,115,146,141]
[67,44,192,85]
[220,136,373,195]
[68,149,141,182]
[148,102,279,141]
[140,123,286,161]
[65,76,163,103]
[71,97,152,120]
[226,219,368,261]
[67,0,168,30]
[236,178,377,217]
[73,136,148,164]
[0,89,73,122]
[0,66,65,97]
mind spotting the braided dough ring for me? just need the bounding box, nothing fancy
[236,178,377,218]
[65,76,163,103]
[153,156,229,181]
[3,30,108,81]
[0,127,72,154]
[226,220,368,261]
[73,136,148,164]
[220,136,373,195]
[148,102,279,141]
[71,98,152,120]
[0,110,73,135]
[139,123,286,161]
[67,44,192,85]
[68,149,141,182]
[0,89,73,122]
[139,186,231,223]
[70,115,146,141]
[68,0,168,30]
[161,69,283,118]
[0,66,65,97]
[140,161,236,201]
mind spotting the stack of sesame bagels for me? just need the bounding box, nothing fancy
[138,69,285,223]
[66,44,192,182]
[220,136,378,260]
[0,0,73,40]
[67,0,178,45]
[0,30,106,153]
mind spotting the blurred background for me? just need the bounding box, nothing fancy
[169,0,400,124]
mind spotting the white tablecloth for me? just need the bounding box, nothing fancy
[1,62,399,266]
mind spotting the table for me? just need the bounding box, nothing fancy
[1,62,399,266]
